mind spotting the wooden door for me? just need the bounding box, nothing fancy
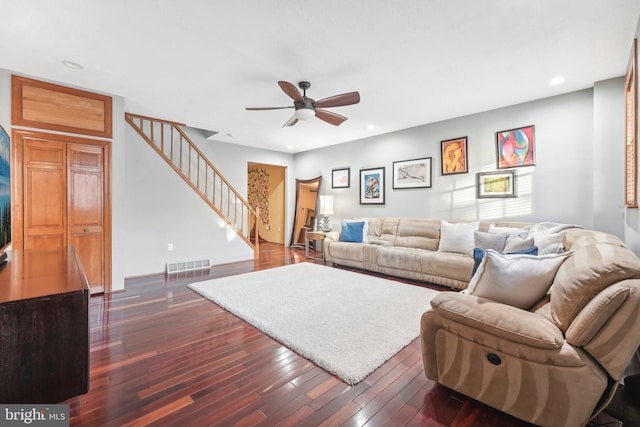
[23,139,67,250]
[13,130,110,294]
[67,144,104,293]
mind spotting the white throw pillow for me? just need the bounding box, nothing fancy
[466,249,571,309]
[529,231,564,252]
[344,218,369,243]
[438,220,479,255]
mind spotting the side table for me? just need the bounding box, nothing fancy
[305,231,326,261]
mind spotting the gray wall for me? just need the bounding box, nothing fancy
[123,126,295,278]
[593,77,625,237]
[295,89,600,231]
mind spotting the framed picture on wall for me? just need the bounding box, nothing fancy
[392,157,432,189]
[332,167,350,188]
[360,167,385,204]
[477,170,517,198]
[441,137,468,175]
[496,125,535,169]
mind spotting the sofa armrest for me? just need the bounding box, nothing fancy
[429,292,564,349]
[324,231,340,242]
[574,280,640,380]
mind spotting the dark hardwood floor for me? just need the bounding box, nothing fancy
[65,243,617,426]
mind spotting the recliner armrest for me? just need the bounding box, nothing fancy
[430,292,564,349]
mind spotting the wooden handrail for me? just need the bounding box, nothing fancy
[125,113,259,259]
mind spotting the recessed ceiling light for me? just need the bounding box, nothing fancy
[62,60,84,70]
[550,76,565,85]
[287,145,293,150]
[367,124,375,130]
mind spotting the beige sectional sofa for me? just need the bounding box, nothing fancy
[325,217,529,289]
[325,217,640,427]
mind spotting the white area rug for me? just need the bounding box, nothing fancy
[188,262,439,385]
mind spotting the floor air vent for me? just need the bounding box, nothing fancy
[166,259,211,274]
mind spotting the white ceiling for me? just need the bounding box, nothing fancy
[2,1,639,153]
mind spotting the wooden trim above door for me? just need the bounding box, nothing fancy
[11,129,112,293]
[12,75,113,138]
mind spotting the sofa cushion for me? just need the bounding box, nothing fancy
[419,250,475,282]
[339,221,365,242]
[395,218,440,251]
[551,243,640,331]
[376,246,422,273]
[466,249,571,310]
[438,220,479,255]
[326,241,365,262]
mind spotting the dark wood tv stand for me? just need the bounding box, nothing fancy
[0,247,90,403]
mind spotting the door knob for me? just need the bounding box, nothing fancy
[83,228,89,232]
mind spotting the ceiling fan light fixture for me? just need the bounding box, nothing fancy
[294,108,315,121]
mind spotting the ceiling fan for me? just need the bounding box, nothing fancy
[245,81,360,127]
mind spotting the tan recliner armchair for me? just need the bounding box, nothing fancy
[420,228,640,427]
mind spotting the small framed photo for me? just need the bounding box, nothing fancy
[360,167,385,205]
[332,167,350,188]
[496,125,535,169]
[392,157,432,189]
[477,170,517,198]
[441,137,468,175]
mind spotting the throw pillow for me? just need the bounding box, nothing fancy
[345,218,369,243]
[438,220,480,255]
[503,235,535,252]
[474,231,508,251]
[471,246,539,277]
[466,249,571,310]
[529,231,564,252]
[339,221,365,243]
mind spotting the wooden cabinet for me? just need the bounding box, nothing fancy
[0,247,90,404]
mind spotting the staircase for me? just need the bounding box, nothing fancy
[125,113,259,259]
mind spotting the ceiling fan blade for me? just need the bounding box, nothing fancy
[245,106,293,110]
[315,109,348,126]
[283,115,299,127]
[315,91,360,108]
[278,81,304,103]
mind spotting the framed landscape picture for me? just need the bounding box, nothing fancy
[441,137,468,175]
[332,167,350,188]
[477,170,517,198]
[496,125,535,169]
[392,157,432,189]
[360,167,385,204]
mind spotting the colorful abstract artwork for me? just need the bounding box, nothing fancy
[496,125,535,169]
[0,125,10,249]
[360,167,385,205]
[441,137,468,175]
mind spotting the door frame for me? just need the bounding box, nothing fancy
[12,129,112,292]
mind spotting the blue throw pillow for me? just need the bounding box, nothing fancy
[471,246,538,277]
[339,221,365,243]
